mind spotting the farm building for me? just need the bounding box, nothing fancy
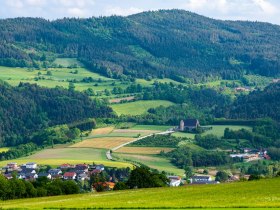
[179,119,200,131]
[168,176,182,187]
[190,175,219,184]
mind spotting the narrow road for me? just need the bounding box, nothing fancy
[106,130,174,160]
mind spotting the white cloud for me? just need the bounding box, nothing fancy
[105,6,143,16]
[253,0,278,14]
[67,7,87,17]
[6,0,24,8]
[0,0,280,25]
[25,0,46,7]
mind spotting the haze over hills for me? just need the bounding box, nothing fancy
[0,9,280,82]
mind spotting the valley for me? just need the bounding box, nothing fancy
[0,8,279,209]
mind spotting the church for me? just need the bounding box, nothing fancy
[179,119,200,131]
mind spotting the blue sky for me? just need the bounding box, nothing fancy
[1,0,280,25]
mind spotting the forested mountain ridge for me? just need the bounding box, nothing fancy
[0,9,280,81]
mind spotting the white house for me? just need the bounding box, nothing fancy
[190,175,212,184]
[168,176,181,187]
[26,162,37,169]
[63,172,76,180]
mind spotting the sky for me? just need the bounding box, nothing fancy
[0,0,280,25]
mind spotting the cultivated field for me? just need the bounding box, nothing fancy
[115,147,174,154]
[0,148,133,168]
[111,100,174,116]
[91,127,114,135]
[70,137,134,149]
[1,178,279,209]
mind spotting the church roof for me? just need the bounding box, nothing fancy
[183,119,199,127]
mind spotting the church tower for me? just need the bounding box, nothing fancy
[179,120,185,131]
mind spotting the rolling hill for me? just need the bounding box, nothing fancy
[0,10,280,82]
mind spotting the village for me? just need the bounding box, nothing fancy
[1,161,252,189]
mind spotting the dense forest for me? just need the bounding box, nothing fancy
[226,83,280,121]
[0,81,113,147]
[0,10,280,81]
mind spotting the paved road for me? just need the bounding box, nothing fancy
[106,130,174,160]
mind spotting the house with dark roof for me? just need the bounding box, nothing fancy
[38,172,52,179]
[75,164,88,172]
[49,169,62,176]
[179,119,200,131]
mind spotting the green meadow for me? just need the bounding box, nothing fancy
[111,100,175,116]
[0,147,10,153]
[173,125,252,139]
[0,65,129,93]
[130,124,173,131]
[115,153,184,175]
[1,178,279,209]
[0,147,133,169]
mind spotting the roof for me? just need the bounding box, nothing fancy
[38,172,51,177]
[26,162,37,165]
[93,182,115,189]
[191,175,211,179]
[168,176,181,180]
[183,119,199,127]
[64,172,76,177]
[49,169,62,174]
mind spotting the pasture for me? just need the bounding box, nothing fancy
[115,153,184,175]
[53,58,82,67]
[111,100,174,116]
[173,125,252,139]
[0,65,130,93]
[130,124,172,131]
[115,147,174,154]
[91,126,114,135]
[203,125,252,137]
[0,147,9,153]
[1,178,279,209]
[0,148,133,168]
[70,137,134,149]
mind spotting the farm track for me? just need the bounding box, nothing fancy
[106,130,174,160]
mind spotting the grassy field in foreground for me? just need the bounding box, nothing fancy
[0,148,133,168]
[111,100,174,116]
[1,178,279,209]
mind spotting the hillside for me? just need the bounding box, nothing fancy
[227,82,280,121]
[0,81,113,147]
[0,10,280,81]
[0,178,279,209]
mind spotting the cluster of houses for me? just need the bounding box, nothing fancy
[2,162,106,182]
[230,148,270,162]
